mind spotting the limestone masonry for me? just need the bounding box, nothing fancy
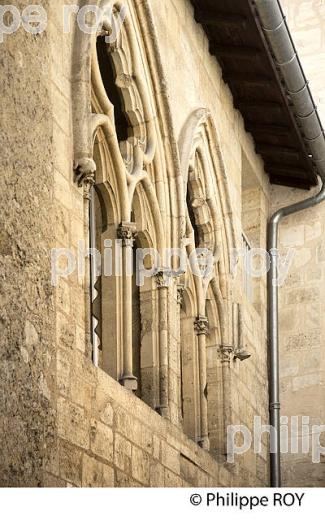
[0,0,324,487]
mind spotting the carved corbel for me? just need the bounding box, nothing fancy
[74,157,97,199]
[220,344,234,364]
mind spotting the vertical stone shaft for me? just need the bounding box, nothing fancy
[80,177,95,361]
[195,316,210,450]
[221,345,234,456]
[118,223,138,391]
[156,272,170,418]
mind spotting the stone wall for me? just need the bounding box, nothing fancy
[0,0,57,486]
[1,0,271,487]
[272,0,325,487]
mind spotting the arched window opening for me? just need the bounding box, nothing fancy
[89,185,106,367]
[96,35,129,142]
[186,154,214,252]
[186,189,200,249]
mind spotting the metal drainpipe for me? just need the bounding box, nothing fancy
[268,177,325,487]
[252,0,325,486]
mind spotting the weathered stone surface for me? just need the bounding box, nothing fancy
[272,0,325,488]
[90,419,114,463]
[82,454,114,487]
[0,0,280,488]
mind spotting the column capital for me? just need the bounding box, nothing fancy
[177,284,185,305]
[155,269,172,289]
[194,316,209,336]
[117,222,137,246]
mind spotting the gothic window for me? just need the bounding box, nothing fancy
[73,0,188,430]
[88,7,159,400]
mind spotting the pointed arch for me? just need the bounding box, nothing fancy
[72,0,185,252]
[178,108,238,453]
[179,108,237,344]
[72,1,187,413]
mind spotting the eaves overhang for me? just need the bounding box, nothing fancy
[190,0,322,189]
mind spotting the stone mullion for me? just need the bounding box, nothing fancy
[155,271,171,419]
[194,316,210,450]
[118,222,138,391]
[220,344,234,456]
[77,163,96,362]
[177,283,185,425]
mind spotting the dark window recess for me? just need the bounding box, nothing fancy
[187,191,200,248]
[96,35,129,142]
[132,244,142,398]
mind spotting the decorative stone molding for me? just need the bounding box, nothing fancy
[72,0,183,254]
[220,344,234,364]
[177,284,185,305]
[194,316,209,336]
[75,157,97,199]
[155,270,172,289]
[119,374,138,392]
[117,222,137,247]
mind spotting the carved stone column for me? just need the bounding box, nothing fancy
[176,283,185,425]
[118,222,138,391]
[194,315,210,450]
[155,270,171,418]
[220,343,234,456]
[75,159,96,360]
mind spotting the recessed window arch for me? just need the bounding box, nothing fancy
[96,35,129,143]
[186,151,215,252]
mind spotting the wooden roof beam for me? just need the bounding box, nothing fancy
[195,10,248,28]
[266,165,309,178]
[210,45,262,59]
[246,123,291,136]
[270,174,314,189]
[224,73,272,88]
[256,143,301,159]
[237,100,284,111]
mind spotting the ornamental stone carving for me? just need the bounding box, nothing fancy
[155,270,172,289]
[194,316,209,336]
[177,284,185,305]
[220,344,234,364]
[117,222,137,247]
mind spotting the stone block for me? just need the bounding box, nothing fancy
[150,460,165,487]
[82,454,114,487]
[58,398,89,450]
[90,419,114,463]
[59,440,82,486]
[114,434,132,473]
[160,441,180,475]
[131,446,150,485]
[164,468,182,487]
